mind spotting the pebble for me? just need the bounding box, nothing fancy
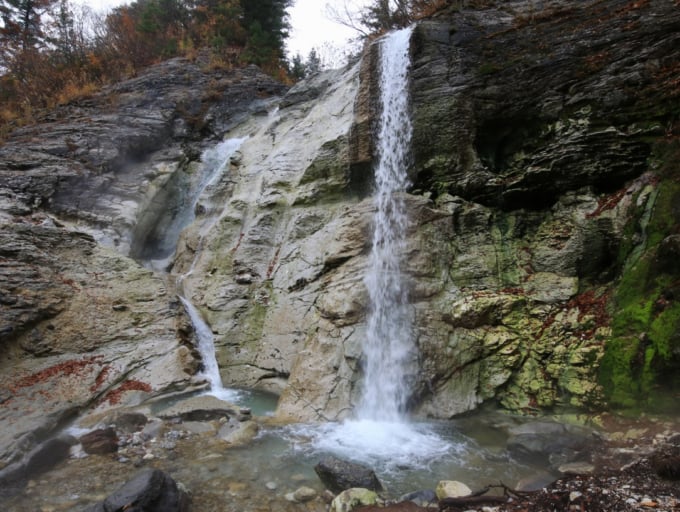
[143,453,155,460]
[265,481,278,490]
[292,486,317,502]
[569,491,583,501]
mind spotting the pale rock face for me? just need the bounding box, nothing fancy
[173,63,369,416]
[0,235,194,465]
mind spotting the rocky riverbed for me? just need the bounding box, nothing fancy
[0,392,677,512]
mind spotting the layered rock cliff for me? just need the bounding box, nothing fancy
[1,0,679,466]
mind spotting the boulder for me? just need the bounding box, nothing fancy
[330,488,379,512]
[291,486,318,503]
[435,480,472,500]
[84,468,189,512]
[80,427,119,455]
[314,456,383,494]
[0,436,73,498]
[218,420,259,446]
[507,421,596,467]
[107,412,149,433]
[156,395,237,422]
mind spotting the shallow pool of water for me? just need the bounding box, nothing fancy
[1,390,572,511]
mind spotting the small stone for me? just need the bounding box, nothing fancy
[435,480,472,500]
[265,481,278,490]
[143,453,155,460]
[330,488,378,512]
[292,486,317,502]
[640,500,658,508]
[80,428,118,455]
[558,462,596,475]
[569,491,583,501]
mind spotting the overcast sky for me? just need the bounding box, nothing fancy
[81,0,368,61]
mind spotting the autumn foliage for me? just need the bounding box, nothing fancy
[0,0,291,137]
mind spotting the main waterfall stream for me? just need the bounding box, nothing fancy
[279,26,458,482]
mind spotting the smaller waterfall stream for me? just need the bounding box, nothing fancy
[179,296,239,401]
[175,138,246,401]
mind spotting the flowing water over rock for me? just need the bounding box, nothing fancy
[2,2,680,508]
[359,26,416,422]
[284,27,454,475]
[179,297,240,403]
[173,138,247,402]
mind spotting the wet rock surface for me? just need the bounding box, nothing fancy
[315,455,384,494]
[0,58,287,466]
[83,468,190,512]
[0,407,676,512]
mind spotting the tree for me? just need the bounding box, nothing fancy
[240,0,292,63]
[305,48,321,75]
[0,0,57,64]
[360,0,410,33]
[289,51,305,79]
[50,0,91,66]
[325,0,445,38]
[188,0,244,50]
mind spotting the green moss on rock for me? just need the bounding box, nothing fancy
[599,141,680,410]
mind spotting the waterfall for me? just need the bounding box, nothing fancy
[358,26,414,422]
[141,137,246,271]
[282,27,451,472]
[177,138,246,401]
[179,296,235,398]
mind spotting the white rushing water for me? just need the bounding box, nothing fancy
[179,296,239,401]
[177,138,246,401]
[145,137,247,271]
[358,25,415,422]
[292,27,453,473]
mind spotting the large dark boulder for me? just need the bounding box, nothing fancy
[84,468,190,512]
[0,436,73,498]
[80,427,119,455]
[314,455,384,494]
[507,421,597,468]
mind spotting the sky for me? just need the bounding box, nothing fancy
[82,0,369,62]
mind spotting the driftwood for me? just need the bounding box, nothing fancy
[439,483,539,511]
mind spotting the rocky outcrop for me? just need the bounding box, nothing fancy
[0,58,288,466]
[314,456,384,494]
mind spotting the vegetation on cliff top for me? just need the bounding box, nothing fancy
[0,0,293,137]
